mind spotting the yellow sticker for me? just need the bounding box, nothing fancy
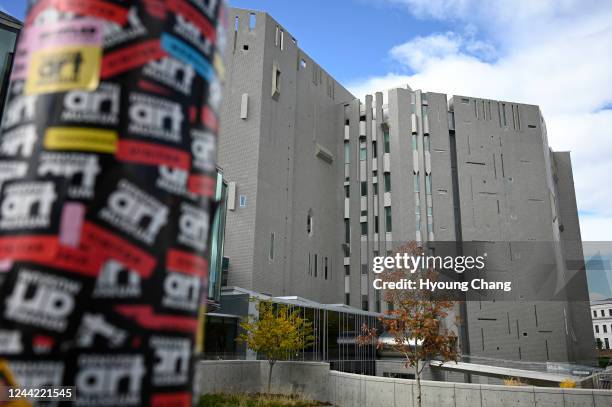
[25,45,101,95]
[44,127,118,153]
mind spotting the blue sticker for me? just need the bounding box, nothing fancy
[161,33,216,83]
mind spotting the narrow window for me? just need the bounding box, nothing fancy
[413,173,420,192]
[373,182,378,195]
[384,173,391,193]
[314,254,318,277]
[605,325,608,333]
[360,222,367,235]
[362,295,368,311]
[596,325,600,333]
[385,207,392,232]
[602,310,606,317]
[344,265,350,276]
[269,233,274,260]
[383,131,390,153]
[425,174,432,194]
[361,264,368,274]
[344,141,350,164]
[423,135,430,151]
[324,257,328,280]
[361,181,367,196]
[344,185,350,198]
[275,26,279,46]
[594,310,597,317]
[502,103,507,126]
[249,13,256,30]
[344,219,350,243]
[359,140,367,161]
[280,30,285,50]
[606,338,610,350]
[345,293,350,305]
[412,134,417,151]
[374,216,379,233]
[306,211,313,236]
[372,141,377,158]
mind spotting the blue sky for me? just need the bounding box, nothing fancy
[0,0,451,83]
[3,0,612,246]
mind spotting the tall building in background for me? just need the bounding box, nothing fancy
[217,7,595,365]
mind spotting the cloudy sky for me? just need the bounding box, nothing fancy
[3,0,611,243]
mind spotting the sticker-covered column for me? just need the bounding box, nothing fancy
[0,0,226,405]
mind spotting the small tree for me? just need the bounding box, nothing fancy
[358,242,459,407]
[238,300,315,394]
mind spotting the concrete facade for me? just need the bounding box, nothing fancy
[219,8,353,303]
[195,360,612,407]
[218,7,594,365]
[591,299,612,350]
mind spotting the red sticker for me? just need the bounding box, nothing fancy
[27,0,128,25]
[115,305,198,332]
[167,249,208,277]
[40,245,104,277]
[201,106,218,133]
[116,140,191,170]
[142,0,167,19]
[138,79,170,95]
[81,222,156,278]
[0,235,59,263]
[187,174,215,197]
[151,392,191,407]
[101,40,166,79]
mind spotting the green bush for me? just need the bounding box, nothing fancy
[199,393,329,407]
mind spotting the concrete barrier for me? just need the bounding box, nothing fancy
[195,360,330,402]
[329,371,612,407]
[195,360,612,406]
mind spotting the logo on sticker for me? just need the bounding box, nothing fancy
[143,57,195,95]
[26,45,101,94]
[178,202,209,252]
[151,336,191,386]
[0,125,37,158]
[128,92,184,143]
[38,152,100,199]
[76,354,145,406]
[77,313,128,348]
[5,268,81,332]
[62,82,120,125]
[99,179,168,245]
[0,181,56,230]
[163,270,200,311]
[93,259,142,298]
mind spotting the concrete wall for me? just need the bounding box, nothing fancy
[328,370,612,407]
[195,361,612,406]
[195,360,330,402]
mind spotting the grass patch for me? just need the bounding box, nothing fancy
[199,393,330,407]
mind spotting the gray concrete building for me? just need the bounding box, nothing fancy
[217,7,595,366]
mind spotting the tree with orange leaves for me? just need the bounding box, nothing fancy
[358,242,459,407]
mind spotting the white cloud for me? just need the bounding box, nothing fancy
[348,0,612,241]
